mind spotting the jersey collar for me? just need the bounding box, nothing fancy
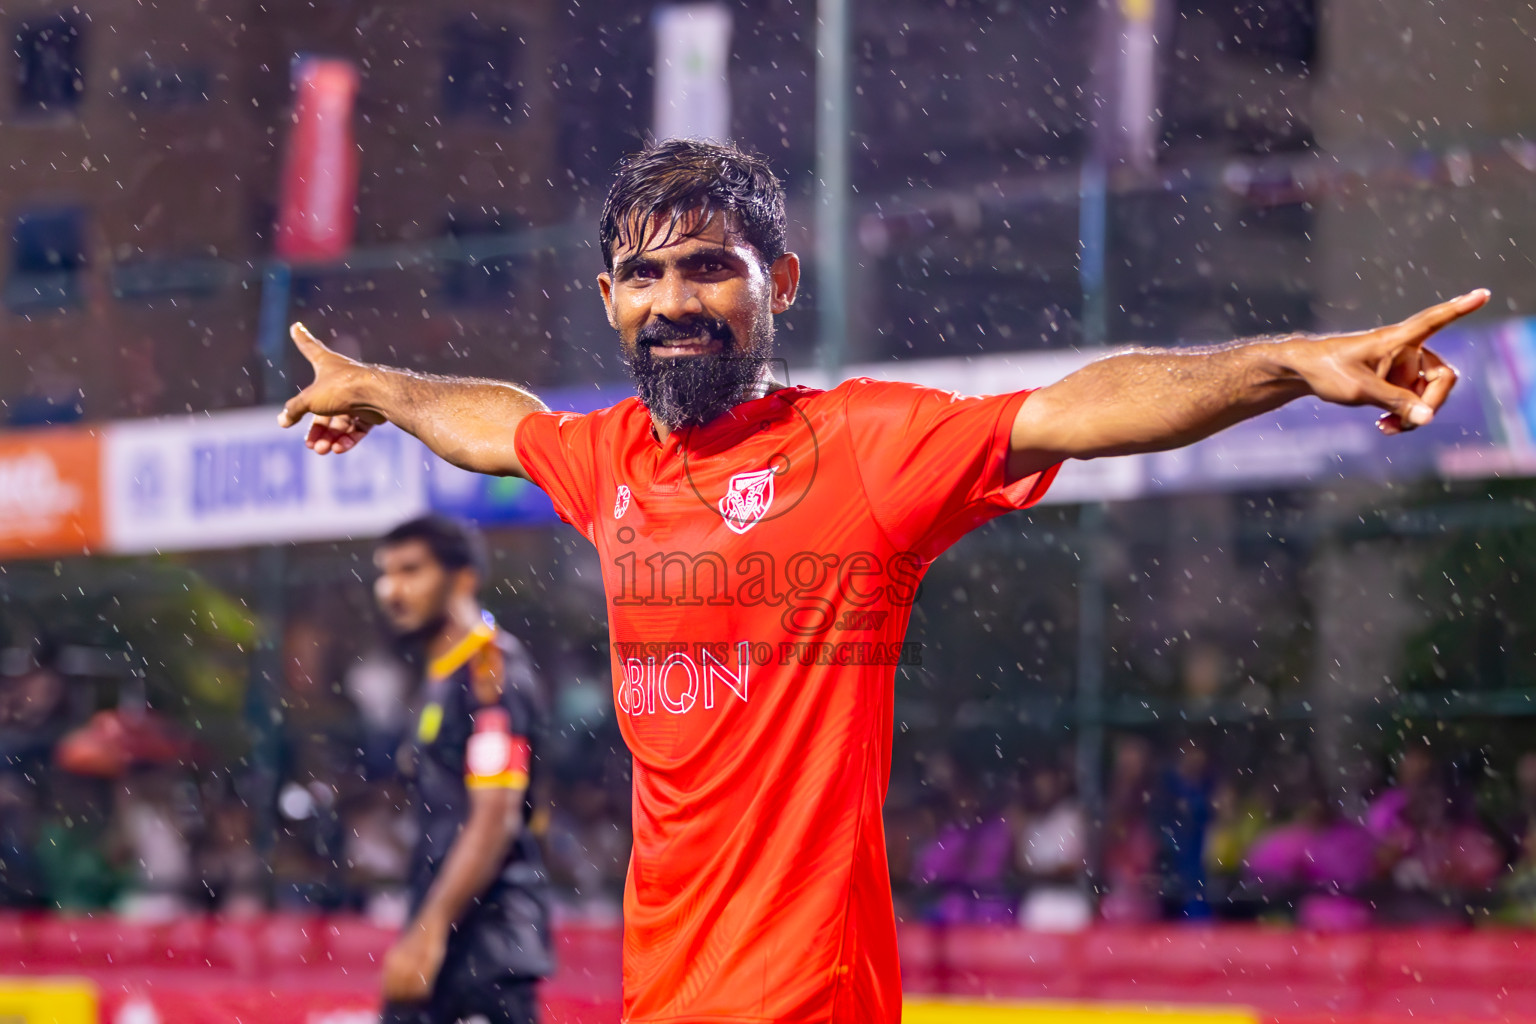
[427,615,498,682]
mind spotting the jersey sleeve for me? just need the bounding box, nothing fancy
[463,637,543,792]
[464,705,531,791]
[845,379,1060,560]
[514,409,601,543]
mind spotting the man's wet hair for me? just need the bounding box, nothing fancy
[379,514,489,582]
[599,138,787,272]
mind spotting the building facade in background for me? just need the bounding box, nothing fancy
[2,0,1536,924]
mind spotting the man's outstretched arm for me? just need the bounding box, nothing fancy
[276,323,548,478]
[1007,290,1489,482]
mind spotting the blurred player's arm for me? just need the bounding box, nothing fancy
[277,322,547,477]
[1006,289,1489,481]
[380,782,526,1002]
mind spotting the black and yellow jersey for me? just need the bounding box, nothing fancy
[400,611,552,979]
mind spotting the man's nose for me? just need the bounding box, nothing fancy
[651,270,704,321]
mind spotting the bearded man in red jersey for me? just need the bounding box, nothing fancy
[279,139,1485,1023]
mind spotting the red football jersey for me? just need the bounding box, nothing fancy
[515,378,1058,1022]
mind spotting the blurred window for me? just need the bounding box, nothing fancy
[123,64,211,109]
[442,17,523,124]
[14,13,84,114]
[1161,0,1317,155]
[7,206,86,312]
[442,213,517,306]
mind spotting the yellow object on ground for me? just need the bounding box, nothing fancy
[904,998,1258,1024]
[0,977,97,1024]
[0,976,97,1024]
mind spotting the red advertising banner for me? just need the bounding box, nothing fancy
[0,426,103,559]
[274,57,360,262]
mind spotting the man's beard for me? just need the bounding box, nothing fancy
[623,316,770,431]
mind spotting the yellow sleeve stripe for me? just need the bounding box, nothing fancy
[466,770,529,790]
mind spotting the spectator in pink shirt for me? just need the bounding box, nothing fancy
[1245,779,1378,930]
[1372,750,1502,923]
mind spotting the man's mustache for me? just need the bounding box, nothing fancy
[637,317,736,350]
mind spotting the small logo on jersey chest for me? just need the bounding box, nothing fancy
[614,484,632,519]
[719,468,775,534]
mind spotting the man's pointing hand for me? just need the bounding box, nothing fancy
[277,322,386,455]
[1286,288,1487,435]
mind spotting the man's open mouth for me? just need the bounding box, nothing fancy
[647,336,724,356]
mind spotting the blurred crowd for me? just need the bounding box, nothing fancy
[6,635,1536,933]
[888,735,1536,931]
[0,632,634,927]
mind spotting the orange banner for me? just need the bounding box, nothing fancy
[0,426,102,558]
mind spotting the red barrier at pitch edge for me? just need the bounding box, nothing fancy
[898,922,1536,1023]
[0,914,624,1024]
[4,915,1536,1023]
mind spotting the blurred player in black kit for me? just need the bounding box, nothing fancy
[373,515,553,1024]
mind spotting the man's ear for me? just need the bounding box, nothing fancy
[770,253,800,314]
[597,272,618,330]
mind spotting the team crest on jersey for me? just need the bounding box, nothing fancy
[719,468,775,534]
[614,484,632,519]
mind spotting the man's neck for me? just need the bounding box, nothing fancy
[425,598,485,663]
[650,371,786,444]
